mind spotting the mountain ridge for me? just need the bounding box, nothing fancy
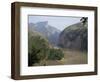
[28,21,61,46]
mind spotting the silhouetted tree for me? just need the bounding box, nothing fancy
[80,17,88,25]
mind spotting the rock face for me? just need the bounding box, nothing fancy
[29,21,60,46]
[58,22,88,51]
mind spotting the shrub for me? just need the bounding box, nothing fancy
[28,35,49,66]
[48,49,64,60]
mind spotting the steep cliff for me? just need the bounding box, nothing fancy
[58,22,88,51]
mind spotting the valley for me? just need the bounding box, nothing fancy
[28,18,88,66]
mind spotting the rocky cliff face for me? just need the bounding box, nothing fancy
[58,22,88,51]
[29,21,60,46]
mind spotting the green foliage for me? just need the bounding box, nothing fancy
[48,49,64,60]
[28,32,64,66]
[28,35,49,66]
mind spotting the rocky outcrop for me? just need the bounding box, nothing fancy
[29,21,60,46]
[58,22,88,51]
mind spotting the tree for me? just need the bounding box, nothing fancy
[80,17,88,25]
[28,35,49,66]
[48,49,64,60]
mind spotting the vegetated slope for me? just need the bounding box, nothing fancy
[28,28,64,66]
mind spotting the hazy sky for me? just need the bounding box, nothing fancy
[28,15,81,31]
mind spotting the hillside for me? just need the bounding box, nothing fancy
[28,28,64,66]
[58,22,88,51]
[29,21,61,46]
[28,29,49,53]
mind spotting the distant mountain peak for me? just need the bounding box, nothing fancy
[36,21,48,27]
[29,21,61,46]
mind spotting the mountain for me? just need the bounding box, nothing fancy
[29,21,61,46]
[58,22,88,51]
[28,28,49,53]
